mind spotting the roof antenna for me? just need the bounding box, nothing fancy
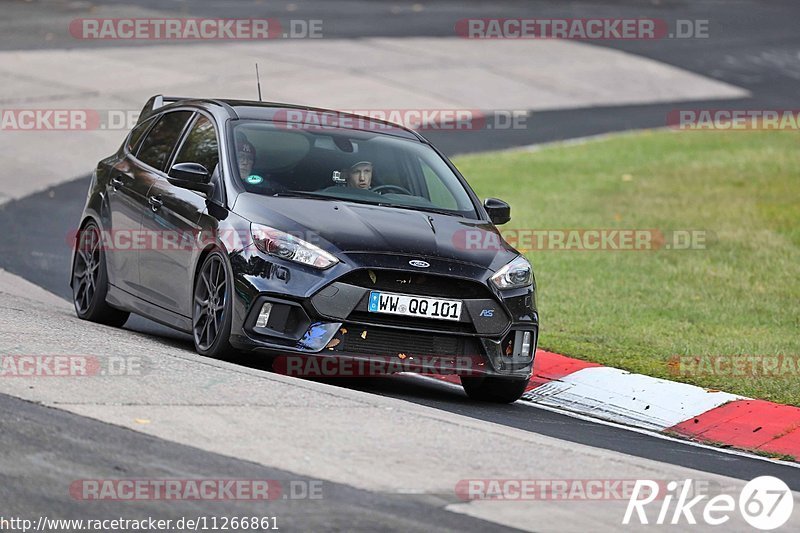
[255,63,263,102]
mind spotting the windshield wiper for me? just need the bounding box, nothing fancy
[271,192,468,218]
[378,203,465,218]
[270,191,331,200]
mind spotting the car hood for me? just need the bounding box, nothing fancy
[232,193,517,271]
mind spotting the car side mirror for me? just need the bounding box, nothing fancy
[169,162,213,195]
[484,197,511,225]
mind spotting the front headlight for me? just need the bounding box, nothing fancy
[490,256,532,290]
[250,223,339,270]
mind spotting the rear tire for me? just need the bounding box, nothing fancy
[71,221,129,327]
[192,251,235,359]
[461,376,529,403]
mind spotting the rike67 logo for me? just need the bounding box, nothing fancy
[623,476,793,530]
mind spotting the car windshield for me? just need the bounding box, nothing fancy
[230,120,478,218]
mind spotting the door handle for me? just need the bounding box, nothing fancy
[148,195,163,211]
[111,176,125,189]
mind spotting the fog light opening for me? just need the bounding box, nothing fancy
[520,331,531,356]
[255,303,273,328]
[508,330,533,359]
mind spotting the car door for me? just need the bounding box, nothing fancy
[109,110,194,299]
[139,112,220,317]
[106,118,153,293]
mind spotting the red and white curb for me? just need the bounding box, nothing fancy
[439,350,800,460]
[524,362,741,431]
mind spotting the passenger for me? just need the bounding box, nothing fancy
[235,133,287,193]
[236,136,260,184]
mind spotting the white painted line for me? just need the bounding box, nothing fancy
[523,367,742,431]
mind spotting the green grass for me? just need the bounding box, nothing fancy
[454,130,800,405]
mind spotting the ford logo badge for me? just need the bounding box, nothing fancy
[409,260,430,268]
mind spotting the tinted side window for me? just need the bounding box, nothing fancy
[174,116,219,174]
[136,111,193,171]
[126,118,154,153]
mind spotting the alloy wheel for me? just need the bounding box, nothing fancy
[193,254,228,351]
[72,224,101,314]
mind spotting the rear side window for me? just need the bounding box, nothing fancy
[136,111,193,171]
[174,115,219,174]
[126,118,154,153]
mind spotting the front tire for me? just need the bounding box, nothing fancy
[461,376,529,403]
[71,221,129,327]
[192,251,235,359]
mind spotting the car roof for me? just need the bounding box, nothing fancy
[140,95,424,141]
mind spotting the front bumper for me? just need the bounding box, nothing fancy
[228,251,538,379]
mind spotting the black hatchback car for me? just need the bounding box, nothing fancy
[71,96,538,402]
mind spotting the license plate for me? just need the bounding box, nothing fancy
[367,291,462,321]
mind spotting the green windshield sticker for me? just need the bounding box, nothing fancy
[246,174,264,185]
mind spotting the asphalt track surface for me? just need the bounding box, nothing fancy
[1,0,800,529]
[0,392,519,531]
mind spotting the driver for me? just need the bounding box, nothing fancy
[346,161,373,190]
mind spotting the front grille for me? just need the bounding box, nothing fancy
[341,324,481,357]
[338,269,492,299]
